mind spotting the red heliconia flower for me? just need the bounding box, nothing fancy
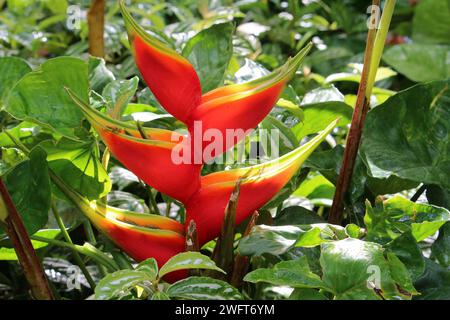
[185,120,338,245]
[65,1,339,280]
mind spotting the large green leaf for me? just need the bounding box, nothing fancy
[5,57,88,138]
[361,80,450,189]
[0,57,31,107]
[364,196,450,244]
[182,23,233,93]
[244,257,326,289]
[383,44,450,82]
[166,277,243,300]
[412,0,450,45]
[40,139,111,200]
[320,239,416,300]
[159,252,225,278]
[3,147,51,235]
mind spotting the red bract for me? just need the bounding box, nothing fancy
[67,2,339,279]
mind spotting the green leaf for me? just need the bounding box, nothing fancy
[3,147,51,234]
[0,57,31,107]
[259,115,298,156]
[414,258,450,300]
[361,80,450,189]
[294,174,335,207]
[158,252,225,279]
[364,196,450,244]
[292,102,353,139]
[0,229,59,260]
[385,231,425,280]
[151,291,170,300]
[275,206,324,226]
[426,185,450,210]
[320,238,416,300]
[95,269,150,300]
[238,225,301,256]
[412,0,450,45]
[40,139,111,200]
[136,258,158,281]
[166,277,243,300]
[383,44,450,82]
[103,77,139,119]
[244,257,326,289]
[289,288,328,300]
[88,57,115,93]
[182,23,233,92]
[431,221,450,268]
[5,57,88,138]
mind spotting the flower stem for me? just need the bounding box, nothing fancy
[328,0,394,225]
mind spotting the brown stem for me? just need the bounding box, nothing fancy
[0,179,54,300]
[209,181,241,281]
[230,210,259,289]
[328,0,380,225]
[88,0,105,58]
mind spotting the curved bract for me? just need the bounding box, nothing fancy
[67,89,202,203]
[186,119,339,245]
[50,173,186,281]
[120,3,312,161]
[121,1,201,124]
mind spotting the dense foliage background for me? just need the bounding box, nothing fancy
[0,0,449,300]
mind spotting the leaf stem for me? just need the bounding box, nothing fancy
[51,200,96,289]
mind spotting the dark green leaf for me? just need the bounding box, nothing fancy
[431,222,450,268]
[0,57,31,107]
[167,276,243,300]
[386,231,425,280]
[414,258,450,300]
[361,80,450,189]
[4,147,51,234]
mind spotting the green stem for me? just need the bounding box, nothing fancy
[366,0,397,97]
[31,235,119,272]
[51,200,96,290]
[146,185,160,214]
